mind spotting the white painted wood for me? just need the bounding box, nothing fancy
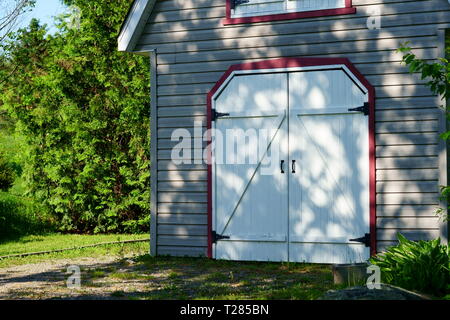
[286,0,346,12]
[232,0,346,18]
[213,67,370,263]
[213,73,289,262]
[288,70,370,264]
[233,0,285,18]
[221,234,287,242]
[118,0,156,52]
[287,243,368,264]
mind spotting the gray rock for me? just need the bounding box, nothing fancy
[320,284,428,300]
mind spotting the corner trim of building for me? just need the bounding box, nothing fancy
[150,50,158,256]
[437,29,449,244]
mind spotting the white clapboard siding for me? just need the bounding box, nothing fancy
[138,0,450,256]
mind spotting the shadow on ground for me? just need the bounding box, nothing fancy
[0,255,336,300]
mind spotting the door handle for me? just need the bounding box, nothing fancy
[280,160,285,173]
[292,160,296,173]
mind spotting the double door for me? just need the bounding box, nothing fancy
[212,70,370,263]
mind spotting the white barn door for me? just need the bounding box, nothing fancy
[212,67,370,263]
[287,70,370,263]
[213,73,289,261]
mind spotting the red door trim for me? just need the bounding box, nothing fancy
[224,0,355,25]
[206,57,376,258]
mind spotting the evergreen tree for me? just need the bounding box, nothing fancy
[0,0,150,233]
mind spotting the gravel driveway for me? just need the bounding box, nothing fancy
[0,255,335,300]
[0,255,150,299]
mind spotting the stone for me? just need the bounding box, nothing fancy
[331,263,368,286]
[320,284,429,300]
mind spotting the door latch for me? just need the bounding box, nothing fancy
[348,102,370,116]
[349,233,371,247]
[212,231,230,243]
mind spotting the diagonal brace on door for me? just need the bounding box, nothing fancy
[219,112,287,236]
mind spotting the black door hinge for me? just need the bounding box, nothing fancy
[231,0,250,10]
[349,233,371,247]
[348,102,370,116]
[212,109,230,121]
[212,231,230,244]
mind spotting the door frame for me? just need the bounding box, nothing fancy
[206,57,376,259]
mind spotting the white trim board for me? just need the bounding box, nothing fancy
[211,65,369,103]
[118,0,156,52]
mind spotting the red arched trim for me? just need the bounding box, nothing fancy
[207,57,376,258]
[224,0,355,25]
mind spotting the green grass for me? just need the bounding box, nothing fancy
[0,125,54,241]
[0,233,148,268]
[113,255,337,300]
[0,191,54,241]
[110,272,155,280]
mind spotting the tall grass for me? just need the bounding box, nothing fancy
[0,121,54,241]
[0,191,54,242]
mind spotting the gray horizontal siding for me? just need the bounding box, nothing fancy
[141,0,450,255]
[157,246,206,257]
[158,224,208,236]
[377,181,440,193]
[377,229,441,241]
[377,204,441,217]
[376,145,438,157]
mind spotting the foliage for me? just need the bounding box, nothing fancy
[0,152,14,191]
[0,191,54,241]
[397,44,450,221]
[370,233,450,296]
[398,44,450,105]
[0,1,150,233]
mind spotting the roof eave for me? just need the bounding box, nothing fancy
[118,0,157,52]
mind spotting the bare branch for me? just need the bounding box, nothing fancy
[0,0,35,42]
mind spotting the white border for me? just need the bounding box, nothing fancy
[211,65,369,102]
[118,0,156,52]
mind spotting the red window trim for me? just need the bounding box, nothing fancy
[224,0,355,25]
[206,57,377,259]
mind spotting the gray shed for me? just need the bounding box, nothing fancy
[119,0,449,264]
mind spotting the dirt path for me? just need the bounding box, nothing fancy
[0,255,335,300]
[0,255,151,299]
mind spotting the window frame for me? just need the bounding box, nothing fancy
[224,0,356,25]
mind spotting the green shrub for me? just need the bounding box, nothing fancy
[0,2,150,233]
[0,192,54,241]
[0,153,14,192]
[370,233,450,296]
